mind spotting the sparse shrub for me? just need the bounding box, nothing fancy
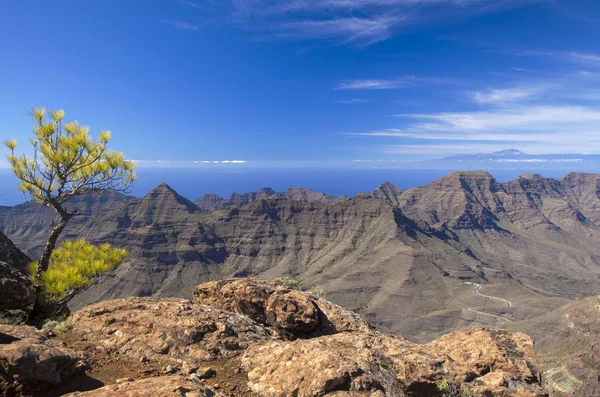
[273,276,299,289]
[310,286,325,297]
[29,239,127,304]
[437,378,473,397]
[55,321,72,334]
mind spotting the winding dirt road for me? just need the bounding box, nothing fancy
[464,282,513,322]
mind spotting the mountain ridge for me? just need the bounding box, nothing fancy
[1,170,600,393]
[0,171,600,334]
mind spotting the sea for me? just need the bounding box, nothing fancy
[0,167,573,207]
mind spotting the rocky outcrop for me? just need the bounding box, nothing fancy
[241,333,405,396]
[4,278,542,397]
[394,328,542,396]
[280,188,348,205]
[0,232,34,314]
[0,324,86,396]
[69,297,276,365]
[192,278,371,338]
[0,232,30,273]
[194,187,346,211]
[0,262,34,311]
[63,376,220,396]
[372,181,403,207]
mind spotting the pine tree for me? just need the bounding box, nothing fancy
[4,107,135,308]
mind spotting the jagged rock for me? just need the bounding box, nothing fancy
[241,332,406,397]
[280,187,347,205]
[265,289,321,334]
[192,278,370,337]
[0,232,31,272]
[0,324,86,395]
[0,261,34,311]
[68,297,275,366]
[32,279,545,397]
[62,375,221,396]
[372,181,404,207]
[388,328,545,396]
[194,187,346,211]
[240,325,545,397]
[0,232,34,313]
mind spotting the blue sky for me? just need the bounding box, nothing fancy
[1,0,600,167]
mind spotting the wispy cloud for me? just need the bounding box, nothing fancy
[336,78,410,90]
[342,65,600,155]
[348,105,600,153]
[512,50,600,68]
[336,98,372,104]
[470,86,545,104]
[336,74,455,90]
[404,106,600,133]
[569,52,600,66]
[163,19,200,31]
[276,15,404,46]
[202,0,533,47]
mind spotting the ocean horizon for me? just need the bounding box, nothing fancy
[0,167,574,207]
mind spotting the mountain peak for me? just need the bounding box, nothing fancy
[144,183,198,212]
[372,182,403,207]
[491,149,526,156]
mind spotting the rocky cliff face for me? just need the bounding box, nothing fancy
[194,187,347,211]
[1,278,546,397]
[0,232,33,313]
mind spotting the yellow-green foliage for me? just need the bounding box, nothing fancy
[310,286,325,297]
[273,276,299,289]
[4,107,135,203]
[29,239,127,303]
[437,378,473,397]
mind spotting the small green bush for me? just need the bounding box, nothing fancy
[437,378,473,397]
[310,286,325,297]
[55,321,72,334]
[273,276,299,289]
[29,239,127,303]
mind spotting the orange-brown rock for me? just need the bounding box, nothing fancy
[22,279,546,397]
[192,278,370,337]
[68,297,275,366]
[241,332,406,397]
[62,375,220,396]
[389,328,546,397]
[0,324,86,396]
[396,328,538,383]
[265,289,320,333]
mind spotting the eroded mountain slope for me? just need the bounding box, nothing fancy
[0,172,599,347]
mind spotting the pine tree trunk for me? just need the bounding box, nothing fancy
[36,217,70,282]
[30,210,73,323]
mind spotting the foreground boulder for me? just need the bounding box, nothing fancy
[241,332,406,396]
[63,376,220,396]
[69,297,276,367]
[393,328,544,397]
[241,328,545,397]
[0,324,85,396]
[192,278,371,337]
